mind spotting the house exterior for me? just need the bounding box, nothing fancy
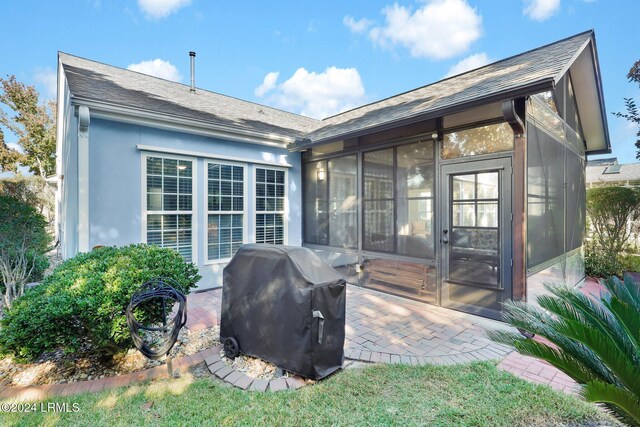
[56,30,610,320]
[586,159,640,249]
[586,159,640,188]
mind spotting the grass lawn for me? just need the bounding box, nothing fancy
[1,362,614,426]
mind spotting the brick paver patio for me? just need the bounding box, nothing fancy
[343,286,513,365]
[187,286,577,384]
[184,289,221,331]
[1,282,589,401]
[188,285,514,365]
[498,352,582,395]
[189,284,582,394]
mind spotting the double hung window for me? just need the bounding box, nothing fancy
[255,167,286,244]
[145,156,193,262]
[207,162,245,260]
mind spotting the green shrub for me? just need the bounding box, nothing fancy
[620,254,640,274]
[0,244,201,360]
[0,195,51,307]
[586,186,640,254]
[489,276,640,425]
[584,243,624,278]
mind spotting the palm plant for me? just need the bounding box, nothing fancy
[488,275,640,426]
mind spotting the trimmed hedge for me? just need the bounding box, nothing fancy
[0,244,201,360]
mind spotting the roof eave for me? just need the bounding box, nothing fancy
[557,32,611,154]
[70,96,298,148]
[288,78,555,151]
[586,148,614,156]
[584,33,612,154]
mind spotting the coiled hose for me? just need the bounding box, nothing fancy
[125,277,188,360]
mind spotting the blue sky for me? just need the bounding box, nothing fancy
[1,0,638,162]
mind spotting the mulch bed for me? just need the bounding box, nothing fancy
[0,325,220,387]
[219,350,310,383]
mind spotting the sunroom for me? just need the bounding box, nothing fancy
[291,30,610,320]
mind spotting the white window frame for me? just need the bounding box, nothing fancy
[141,152,198,265]
[254,166,289,245]
[204,159,249,265]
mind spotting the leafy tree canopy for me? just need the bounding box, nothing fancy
[613,60,640,160]
[0,174,55,225]
[0,75,56,178]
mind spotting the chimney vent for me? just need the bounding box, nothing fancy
[189,51,196,93]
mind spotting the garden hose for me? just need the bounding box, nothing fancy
[125,277,187,360]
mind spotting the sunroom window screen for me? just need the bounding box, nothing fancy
[396,141,435,258]
[527,98,567,269]
[146,157,193,262]
[363,140,435,257]
[304,161,329,245]
[256,168,285,244]
[527,117,585,270]
[208,163,244,260]
[304,155,357,249]
[364,148,394,252]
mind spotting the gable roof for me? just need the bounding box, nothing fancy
[292,30,609,154]
[58,52,320,144]
[59,30,610,154]
[587,162,640,185]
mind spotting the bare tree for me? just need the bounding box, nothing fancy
[0,195,51,308]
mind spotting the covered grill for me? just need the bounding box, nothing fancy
[220,244,346,380]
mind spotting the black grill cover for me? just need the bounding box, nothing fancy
[220,244,346,380]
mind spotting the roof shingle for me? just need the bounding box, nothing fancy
[59,53,320,140]
[586,163,640,184]
[301,31,593,146]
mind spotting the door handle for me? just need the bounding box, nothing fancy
[442,237,449,244]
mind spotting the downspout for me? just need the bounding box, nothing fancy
[502,99,527,302]
[502,99,525,136]
[55,59,65,256]
[78,105,90,253]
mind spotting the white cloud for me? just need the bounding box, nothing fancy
[444,52,491,78]
[343,15,373,34]
[523,0,561,21]
[127,59,182,82]
[254,72,280,97]
[255,67,366,119]
[33,67,57,99]
[367,0,482,60]
[137,0,190,19]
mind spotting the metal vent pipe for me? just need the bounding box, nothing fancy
[189,51,196,93]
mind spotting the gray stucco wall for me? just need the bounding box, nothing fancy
[88,120,142,248]
[86,118,301,289]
